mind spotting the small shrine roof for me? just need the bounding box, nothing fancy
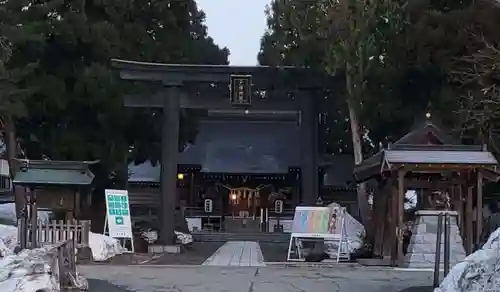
[384,149,498,165]
[354,118,500,182]
[12,159,96,186]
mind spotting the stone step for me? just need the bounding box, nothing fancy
[193,231,290,243]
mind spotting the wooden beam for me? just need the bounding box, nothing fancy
[476,171,483,247]
[404,179,461,189]
[111,58,336,89]
[124,91,302,110]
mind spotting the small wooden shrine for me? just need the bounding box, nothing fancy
[354,117,500,266]
[12,159,96,220]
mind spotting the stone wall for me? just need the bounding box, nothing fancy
[404,210,466,268]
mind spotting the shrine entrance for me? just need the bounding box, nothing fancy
[228,187,261,218]
[223,186,265,232]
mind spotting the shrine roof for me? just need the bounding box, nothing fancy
[12,159,96,186]
[128,119,301,182]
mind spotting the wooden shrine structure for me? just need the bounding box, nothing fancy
[12,159,96,221]
[354,118,500,266]
[111,59,337,244]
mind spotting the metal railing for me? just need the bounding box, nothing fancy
[433,212,451,288]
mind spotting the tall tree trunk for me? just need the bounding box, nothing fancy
[346,70,370,227]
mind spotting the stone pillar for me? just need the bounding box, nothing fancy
[404,210,466,268]
[159,87,180,245]
[300,92,318,205]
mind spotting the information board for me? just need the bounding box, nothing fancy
[291,206,331,235]
[287,205,350,263]
[105,189,133,238]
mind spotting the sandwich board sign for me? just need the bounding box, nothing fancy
[104,189,134,252]
[286,206,349,262]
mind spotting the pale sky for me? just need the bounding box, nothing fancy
[196,0,271,66]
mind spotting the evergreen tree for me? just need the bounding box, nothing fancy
[0,0,229,187]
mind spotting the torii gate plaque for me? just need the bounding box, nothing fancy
[111,59,331,246]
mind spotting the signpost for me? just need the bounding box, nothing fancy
[104,189,134,252]
[286,206,349,262]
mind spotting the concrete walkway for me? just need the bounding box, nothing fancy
[202,241,266,266]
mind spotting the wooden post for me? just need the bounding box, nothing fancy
[81,221,90,246]
[458,185,465,238]
[382,187,393,258]
[159,87,180,245]
[390,185,398,265]
[75,189,81,219]
[476,171,483,247]
[189,172,196,206]
[371,189,384,257]
[300,92,319,205]
[30,192,38,248]
[466,185,473,254]
[397,169,405,265]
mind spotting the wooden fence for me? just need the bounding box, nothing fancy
[18,219,91,249]
[48,239,86,291]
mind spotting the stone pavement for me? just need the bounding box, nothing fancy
[80,264,434,292]
[202,241,265,266]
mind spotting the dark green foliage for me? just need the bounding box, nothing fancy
[0,0,229,188]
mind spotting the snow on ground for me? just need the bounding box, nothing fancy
[0,245,60,292]
[0,202,126,261]
[435,227,500,292]
[89,232,126,261]
[0,203,125,291]
[0,224,17,257]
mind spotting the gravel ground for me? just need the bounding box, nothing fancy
[88,279,133,292]
[81,264,434,292]
[259,242,289,262]
[398,286,434,292]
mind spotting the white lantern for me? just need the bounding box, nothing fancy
[204,199,213,213]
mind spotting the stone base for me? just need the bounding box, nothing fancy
[76,246,93,264]
[148,244,181,254]
[404,210,466,268]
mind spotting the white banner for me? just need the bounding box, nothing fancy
[105,189,133,238]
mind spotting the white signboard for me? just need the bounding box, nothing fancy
[105,189,133,238]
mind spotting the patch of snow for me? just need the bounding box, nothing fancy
[0,246,60,292]
[0,203,51,226]
[89,232,127,261]
[140,229,193,246]
[0,224,17,257]
[435,227,500,292]
[174,231,193,245]
[325,202,365,254]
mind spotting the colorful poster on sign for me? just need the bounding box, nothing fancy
[291,206,331,234]
[327,205,345,235]
[105,189,133,238]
